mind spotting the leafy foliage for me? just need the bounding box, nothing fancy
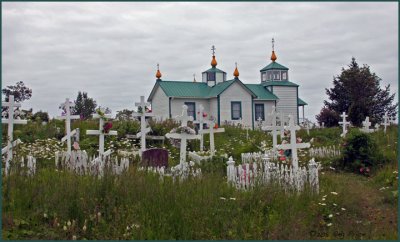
[31,110,50,122]
[315,107,340,127]
[318,58,397,126]
[115,109,134,121]
[2,81,32,103]
[72,92,97,120]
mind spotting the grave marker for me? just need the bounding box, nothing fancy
[2,95,28,175]
[142,148,169,167]
[338,112,350,138]
[276,115,311,170]
[132,96,154,155]
[86,112,118,156]
[360,116,374,133]
[193,104,208,151]
[262,106,280,157]
[382,112,390,134]
[200,118,225,156]
[56,98,80,154]
[165,105,200,165]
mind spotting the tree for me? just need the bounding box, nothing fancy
[116,109,134,120]
[315,107,339,127]
[32,110,49,122]
[2,81,32,102]
[318,58,397,126]
[72,91,97,120]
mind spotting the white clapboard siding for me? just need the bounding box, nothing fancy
[150,86,170,120]
[253,100,275,125]
[170,98,210,120]
[272,86,298,124]
[219,81,253,127]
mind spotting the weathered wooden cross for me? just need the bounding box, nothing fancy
[132,96,154,155]
[1,95,28,175]
[338,112,350,138]
[56,98,80,154]
[360,116,373,133]
[262,106,280,157]
[193,104,207,151]
[86,111,118,156]
[382,112,390,134]
[276,115,311,170]
[200,118,225,156]
[165,105,200,165]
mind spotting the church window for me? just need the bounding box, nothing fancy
[184,102,196,120]
[231,102,242,120]
[274,71,280,80]
[208,72,216,81]
[262,73,267,81]
[255,104,265,121]
[282,72,287,80]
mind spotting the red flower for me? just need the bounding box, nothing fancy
[103,122,113,134]
[203,112,207,118]
[214,123,218,129]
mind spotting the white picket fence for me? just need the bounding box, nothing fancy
[241,150,275,164]
[55,150,130,176]
[308,146,341,158]
[227,155,320,192]
[20,155,37,176]
[139,161,202,182]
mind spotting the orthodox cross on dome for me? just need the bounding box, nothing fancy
[270,37,277,62]
[193,73,196,82]
[211,45,216,56]
[156,63,162,79]
[272,38,275,51]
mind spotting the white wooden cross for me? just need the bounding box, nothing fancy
[360,116,373,133]
[2,95,28,175]
[338,112,350,138]
[86,112,118,156]
[382,112,390,134]
[200,118,225,156]
[193,104,207,151]
[305,119,310,135]
[56,98,80,154]
[256,116,263,130]
[276,115,311,170]
[278,111,285,137]
[321,122,325,129]
[165,105,200,165]
[132,96,154,155]
[262,106,280,157]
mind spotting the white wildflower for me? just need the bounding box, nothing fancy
[330,192,338,195]
[67,220,71,226]
[341,207,346,211]
[229,197,236,200]
[328,214,333,218]
[220,197,226,200]
[327,223,332,227]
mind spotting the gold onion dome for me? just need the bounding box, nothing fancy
[156,64,162,79]
[233,64,239,78]
[271,50,277,62]
[211,55,217,67]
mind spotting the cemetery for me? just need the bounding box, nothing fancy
[1,2,398,239]
[1,93,398,240]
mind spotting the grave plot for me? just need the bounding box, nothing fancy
[226,155,320,192]
[1,95,30,175]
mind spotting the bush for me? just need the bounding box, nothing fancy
[337,130,387,173]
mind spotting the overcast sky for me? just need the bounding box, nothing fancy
[2,2,398,121]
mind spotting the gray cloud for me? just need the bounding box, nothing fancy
[2,2,398,121]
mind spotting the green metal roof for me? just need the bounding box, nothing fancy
[298,98,307,106]
[202,67,226,73]
[158,81,211,98]
[208,79,236,96]
[262,80,299,87]
[148,79,258,100]
[260,61,289,71]
[245,84,278,100]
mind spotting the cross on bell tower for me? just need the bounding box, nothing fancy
[211,45,216,56]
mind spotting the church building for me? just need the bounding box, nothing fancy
[147,40,307,129]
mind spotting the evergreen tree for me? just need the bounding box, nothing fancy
[317,58,397,126]
[72,91,97,119]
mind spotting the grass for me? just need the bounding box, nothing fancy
[1,120,398,239]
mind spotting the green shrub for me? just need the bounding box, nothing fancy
[337,130,387,172]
